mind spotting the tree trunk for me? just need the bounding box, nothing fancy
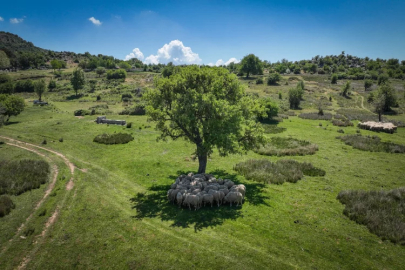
[197,153,207,174]
[378,112,382,122]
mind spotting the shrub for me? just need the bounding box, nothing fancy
[234,159,325,185]
[278,92,282,99]
[122,93,133,100]
[93,133,134,145]
[96,95,101,101]
[338,134,405,153]
[74,109,91,116]
[126,122,132,128]
[341,81,351,97]
[0,159,50,195]
[0,74,12,84]
[255,78,263,84]
[254,137,318,156]
[48,80,57,91]
[378,74,389,85]
[59,138,63,142]
[331,74,338,84]
[15,80,35,93]
[0,195,15,217]
[299,112,333,120]
[119,105,146,115]
[337,129,344,133]
[296,80,305,90]
[288,88,302,109]
[259,98,278,120]
[331,119,354,127]
[42,139,47,145]
[337,187,405,244]
[267,73,281,85]
[364,79,373,91]
[106,69,127,80]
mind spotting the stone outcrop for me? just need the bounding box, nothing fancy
[95,116,126,126]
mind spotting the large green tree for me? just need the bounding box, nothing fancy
[240,54,263,78]
[0,94,25,122]
[377,83,397,112]
[146,66,266,173]
[0,51,11,69]
[34,79,47,101]
[70,68,85,96]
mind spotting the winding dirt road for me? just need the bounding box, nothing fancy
[0,136,76,269]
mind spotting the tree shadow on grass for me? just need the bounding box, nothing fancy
[4,121,20,126]
[130,169,270,232]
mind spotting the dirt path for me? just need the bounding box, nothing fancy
[0,136,76,269]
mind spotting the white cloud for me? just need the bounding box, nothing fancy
[215,57,240,66]
[144,40,201,65]
[0,17,4,22]
[125,48,144,61]
[89,17,102,26]
[10,18,24,24]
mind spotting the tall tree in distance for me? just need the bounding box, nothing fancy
[71,68,85,96]
[34,79,46,101]
[146,66,266,173]
[240,54,263,78]
[0,51,10,69]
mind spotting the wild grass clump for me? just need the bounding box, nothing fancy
[0,160,50,195]
[119,105,146,115]
[261,124,286,134]
[0,195,15,217]
[332,119,354,127]
[337,187,405,244]
[338,134,405,153]
[93,133,134,145]
[234,159,325,185]
[74,109,91,116]
[299,112,333,120]
[254,137,318,156]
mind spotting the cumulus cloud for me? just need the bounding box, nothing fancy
[215,57,240,66]
[125,48,144,61]
[10,18,24,24]
[0,17,4,22]
[144,40,201,65]
[89,17,102,26]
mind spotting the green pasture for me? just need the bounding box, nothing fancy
[0,72,405,269]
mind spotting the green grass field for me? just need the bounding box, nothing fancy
[1,71,405,269]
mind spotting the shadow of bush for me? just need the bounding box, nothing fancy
[130,169,270,232]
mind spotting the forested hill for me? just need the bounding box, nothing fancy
[0,31,47,55]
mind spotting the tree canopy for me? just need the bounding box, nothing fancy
[0,94,25,122]
[146,66,266,173]
[240,54,263,78]
[70,68,85,96]
[34,79,47,101]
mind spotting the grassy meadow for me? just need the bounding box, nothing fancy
[1,70,405,269]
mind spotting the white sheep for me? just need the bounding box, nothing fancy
[176,192,183,208]
[203,194,214,207]
[224,191,243,207]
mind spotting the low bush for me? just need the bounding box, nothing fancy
[331,119,354,127]
[234,159,325,185]
[74,109,91,116]
[267,73,281,85]
[0,195,15,217]
[254,137,318,156]
[338,134,405,153]
[337,187,405,244]
[126,122,132,128]
[333,114,346,120]
[0,159,50,195]
[299,112,333,120]
[337,129,344,133]
[256,78,263,84]
[93,133,134,145]
[107,69,127,80]
[119,105,146,115]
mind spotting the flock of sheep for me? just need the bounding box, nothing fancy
[167,173,246,210]
[358,121,397,134]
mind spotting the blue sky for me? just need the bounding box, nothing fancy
[1,0,404,65]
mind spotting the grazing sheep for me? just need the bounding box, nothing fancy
[168,173,246,210]
[203,194,214,207]
[176,192,183,208]
[224,191,243,207]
